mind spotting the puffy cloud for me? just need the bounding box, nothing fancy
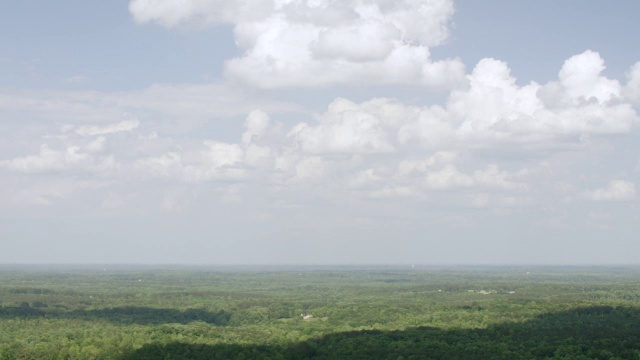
[0,143,116,174]
[129,0,465,89]
[2,51,638,212]
[589,180,636,202]
[292,155,327,181]
[241,109,271,146]
[396,156,525,191]
[0,117,135,177]
[0,144,88,173]
[447,58,541,137]
[397,151,457,177]
[310,20,400,62]
[202,141,244,168]
[134,141,245,183]
[442,51,636,144]
[336,149,527,203]
[129,0,454,46]
[289,98,396,154]
[287,51,638,155]
[226,28,464,89]
[244,144,273,168]
[135,152,182,178]
[558,50,621,103]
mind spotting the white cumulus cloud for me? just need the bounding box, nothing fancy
[439,51,636,145]
[289,98,396,154]
[558,50,621,104]
[129,0,465,89]
[2,50,638,211]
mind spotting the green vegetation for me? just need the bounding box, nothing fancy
[1,265,640,359]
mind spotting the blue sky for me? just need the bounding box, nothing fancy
[0,1,235,90]
[4,1,639,90]
[436,1,640,83]
[1,0,639,264]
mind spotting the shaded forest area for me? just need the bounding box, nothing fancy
[1,265,640,359]
[124,306,640,359]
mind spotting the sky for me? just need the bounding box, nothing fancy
[1,0,640,265]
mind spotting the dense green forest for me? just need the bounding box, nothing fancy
[1,265,639,359]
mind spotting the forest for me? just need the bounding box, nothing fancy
[1,265,640,359]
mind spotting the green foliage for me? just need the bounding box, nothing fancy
[1,265,640,359]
